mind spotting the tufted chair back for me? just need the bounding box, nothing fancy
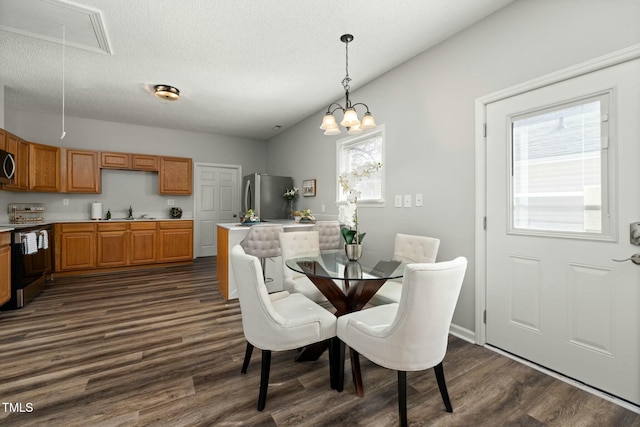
[393,233,440,263]
[279,231,320,282]
[240,224,284,259]
[278,231,328,302]
[312,221,342,251]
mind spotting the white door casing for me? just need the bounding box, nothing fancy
[481,56,640,406]
[194,163,241,257]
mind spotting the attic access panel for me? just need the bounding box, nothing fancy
[0,0,112,55]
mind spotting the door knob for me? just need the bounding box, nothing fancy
[613,253,640,265]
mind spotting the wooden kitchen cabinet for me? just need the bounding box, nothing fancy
[2,133,29,190]
[130,222,157,264]
[101,152,159,171]
[159,156,192,195]
[29,142,60,192]
[158,221,193,262]
[101,152,131,169]
[0,128,5,151]
[64,149,101,193]
[97,223,128,267]
[56,223,97,271]
[132,154,158,171]
[0,231,11,306]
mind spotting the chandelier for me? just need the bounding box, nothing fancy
[319,34,377,136]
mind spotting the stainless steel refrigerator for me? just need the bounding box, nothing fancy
[242,174,293,220]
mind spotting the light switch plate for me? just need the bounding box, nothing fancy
[404,194,412,208]
[395,195,402,208]
[415,193,423,207]
[167,199,175,206]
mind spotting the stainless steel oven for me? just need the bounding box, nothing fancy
[1,223,53,309]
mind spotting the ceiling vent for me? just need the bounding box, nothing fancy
[0,0,112,55]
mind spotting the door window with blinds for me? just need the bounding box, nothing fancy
[509,92,613,240]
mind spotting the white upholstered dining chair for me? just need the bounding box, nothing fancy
[312,220,343,251]
[278,230,328,303]
[231,245,337,411]
[368,233,440,305]
[337,257,467,427]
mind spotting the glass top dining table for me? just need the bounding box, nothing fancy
[286,251,406,396]
[285,251,406,315]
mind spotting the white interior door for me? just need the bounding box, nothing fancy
[485,59,640,405]
[194,164,239,257]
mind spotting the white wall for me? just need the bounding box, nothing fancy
[266,0,640,335]
[0,111,267,223]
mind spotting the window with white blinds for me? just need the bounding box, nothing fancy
[510,93,612,238]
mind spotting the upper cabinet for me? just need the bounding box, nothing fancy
[101,152,159,171]
[132,154,158,171]
[0,128,192,195]
[159,156,192,195]
[101,152,131,169]
[29,143,61,192]
[64,149,100,193]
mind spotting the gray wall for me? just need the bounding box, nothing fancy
[266,0,640,335]
[0,111,267,223]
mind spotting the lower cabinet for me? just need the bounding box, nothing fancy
[0,231,11,306]
[57,223,97,271]
[55,220,192,273]
[130,222,157,264]
[158,221,193,262]
[97,223,128,267]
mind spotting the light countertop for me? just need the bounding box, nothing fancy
[217,220,315,231]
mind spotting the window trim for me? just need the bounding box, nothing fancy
[335,125,386,207]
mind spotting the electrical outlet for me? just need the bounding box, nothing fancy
[167,199,175,206]
[404,195,412,208]
[321,204,325,212]
[63,198,69,206]
[415,193,423,207]
[395,195,402,208]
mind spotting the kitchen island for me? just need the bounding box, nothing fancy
[216,221,315,300]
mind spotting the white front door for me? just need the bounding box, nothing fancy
[194,163,240,257]
[485,59,640,405]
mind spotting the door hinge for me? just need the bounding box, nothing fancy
[483,310,487,324]
[483,123,487,137]
[483,216,487,230]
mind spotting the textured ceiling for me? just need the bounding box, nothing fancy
[0,0,514,140]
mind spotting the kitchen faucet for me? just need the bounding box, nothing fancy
[128,206,133,219]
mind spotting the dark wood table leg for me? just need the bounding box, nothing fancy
[350,348,364,397]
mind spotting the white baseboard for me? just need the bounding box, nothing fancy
[449,323,476,344]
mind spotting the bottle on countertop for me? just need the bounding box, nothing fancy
[106,209,111,220]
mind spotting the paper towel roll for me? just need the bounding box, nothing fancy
[91,202,103,220]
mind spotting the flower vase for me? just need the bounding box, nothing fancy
[345,243,363,261]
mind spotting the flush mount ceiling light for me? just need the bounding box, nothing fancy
[153,85,180,101]
[319,34,377,136]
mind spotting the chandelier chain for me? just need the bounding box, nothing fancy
[342,38,351,92]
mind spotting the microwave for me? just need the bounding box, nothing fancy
[0,149,16,184]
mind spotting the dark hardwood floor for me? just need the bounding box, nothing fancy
[1,258,638,426]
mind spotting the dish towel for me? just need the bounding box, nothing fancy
[22,232,38,255]
[38,229,49,250]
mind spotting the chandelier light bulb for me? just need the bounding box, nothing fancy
[360,112,377,130]
[340,108,360,128]
[324,126,342,136]
[320,112,338,130]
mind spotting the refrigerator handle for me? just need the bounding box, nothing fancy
[244,179,251,212]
